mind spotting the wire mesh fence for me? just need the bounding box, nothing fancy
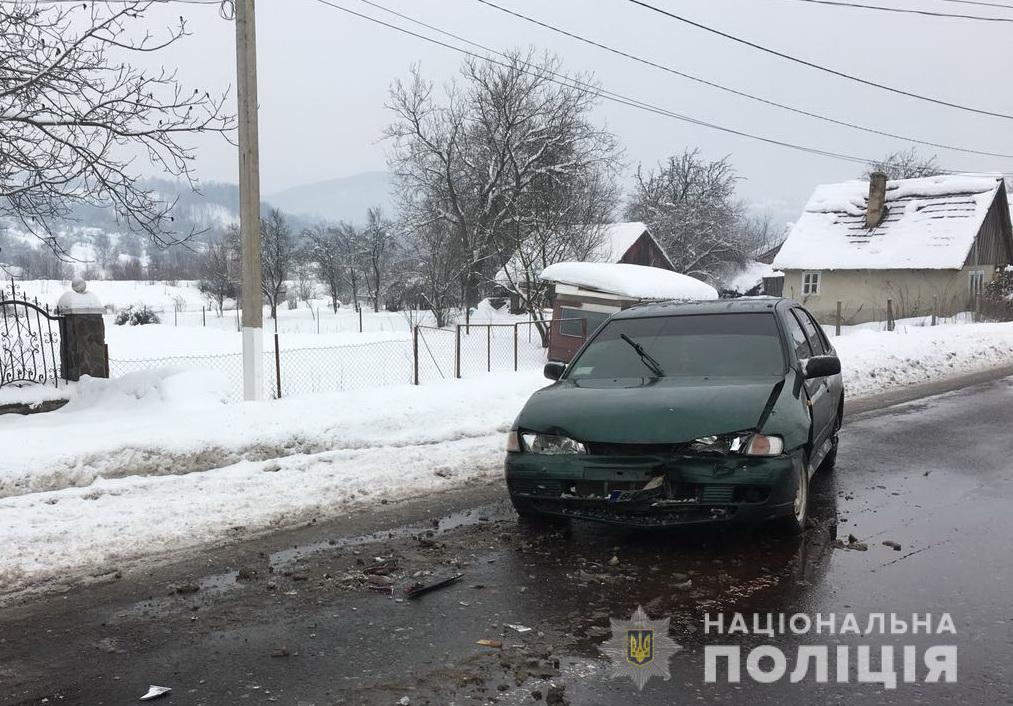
[107,318,588,400]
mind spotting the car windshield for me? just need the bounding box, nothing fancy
[565,312,785,379]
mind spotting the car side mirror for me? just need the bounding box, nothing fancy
[544,361,566,381]
[804,355,841,379]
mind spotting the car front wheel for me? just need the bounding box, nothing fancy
[773,457,810,535]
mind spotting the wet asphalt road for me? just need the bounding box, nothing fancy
[2,374,1013,705]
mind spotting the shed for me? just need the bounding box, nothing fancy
[539,261,718,362]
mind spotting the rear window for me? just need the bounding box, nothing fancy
[566,313,786,379]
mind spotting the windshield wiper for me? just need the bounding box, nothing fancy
[620,334,666,378]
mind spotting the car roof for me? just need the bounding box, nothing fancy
[612,297,798,320]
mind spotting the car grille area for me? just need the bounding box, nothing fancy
[508,478,770,506]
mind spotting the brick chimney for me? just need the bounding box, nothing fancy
[866,171,888,228]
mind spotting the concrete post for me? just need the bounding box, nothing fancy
[56,279,108,381]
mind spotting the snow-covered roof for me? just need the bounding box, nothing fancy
[540,262,718,301]
[773,175,1007,270]
[720,260,783,295]
[495,222,672,285]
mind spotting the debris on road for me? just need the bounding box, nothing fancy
[883,540,902,551]
[270,647,290,658]
[404,572,463,598]
[476,639,503,649]
[833,534,869,551]
[139,685,171,701]
[506,623,532,633]
[363,557,398,576]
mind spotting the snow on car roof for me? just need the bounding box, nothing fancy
[773,174,1005,270]
[539,261,718,301]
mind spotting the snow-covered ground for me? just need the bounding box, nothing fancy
[3,320,1013,602]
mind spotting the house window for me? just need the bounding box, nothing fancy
[969,270,985,297]
[802,271,822,296]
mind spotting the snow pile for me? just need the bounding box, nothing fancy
[64,369,230,414]
[774,174,1003,270]
[540,262,718,300]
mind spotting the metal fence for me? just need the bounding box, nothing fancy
[107,319,587,401]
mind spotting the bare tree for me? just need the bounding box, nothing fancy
[495,167,619,345]
[361,207,396,312]
[336,222,365,309]
[92,232,114,273]
[406,220,465,328]
[386,49,622,309]
[864,148,942,180]
[0,2,235,255]
[261,209,295,319]
[304,223,344,313]
[626,149,750,281]
[197,228,239,316]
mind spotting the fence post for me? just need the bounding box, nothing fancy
[835,301,842,337]
[886,299,895,332]
[235,306,240,333]
[174,307,178,327]
[513,323,518,372]
[975,293,981,323]
[412,325,419,385]
[486,325,491,373]
[455,324,461,379]
[273,331,282,399]
[202,306,206,327]
[358,306,363,333]
[466,306,471,335]
[932,295,937,326]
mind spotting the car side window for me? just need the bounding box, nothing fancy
[793,309,826,356]
[783,311,812,360]
[801,309,833,354]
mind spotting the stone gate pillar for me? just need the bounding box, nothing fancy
[57,278,108,381]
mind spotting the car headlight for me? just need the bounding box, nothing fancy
[688,432,783,457]
[518,432,587,455]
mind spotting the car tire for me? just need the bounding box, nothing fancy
[510,496,568,526]
[820,434,839,471]
[820,399,844,472]
[772,457,810,535]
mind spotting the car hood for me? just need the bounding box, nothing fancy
[516,376,785,444]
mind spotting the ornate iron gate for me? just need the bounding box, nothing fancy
[0,281,63,389]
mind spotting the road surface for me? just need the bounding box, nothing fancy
[3,373,1013,705]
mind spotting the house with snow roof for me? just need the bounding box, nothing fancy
[495,221,674,313]
[773,173,1013,324]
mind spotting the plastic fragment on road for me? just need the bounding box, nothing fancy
[139,685,171,701]
[476,639,503,648]
[404,572,463,598]
[505,623,532,633]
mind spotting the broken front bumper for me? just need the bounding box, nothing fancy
[504,448,803,527]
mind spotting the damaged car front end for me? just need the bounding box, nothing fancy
[504,300,842,531]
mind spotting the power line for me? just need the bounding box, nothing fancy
[941,0,1013,10]
[780,0,1013,21]
[471,0,1013,159]
[625,0,1013,120]
[309,0,987,174]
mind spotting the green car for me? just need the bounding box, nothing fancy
[505,298,844,533]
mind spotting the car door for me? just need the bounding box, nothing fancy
[791,308,836,451]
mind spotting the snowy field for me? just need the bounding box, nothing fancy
[3,300,1013,600]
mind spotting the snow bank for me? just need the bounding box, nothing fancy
[4,321,1013,600]
[540,262,718,300]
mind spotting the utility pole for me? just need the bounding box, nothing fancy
[235,0,263,400]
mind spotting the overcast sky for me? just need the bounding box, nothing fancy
[144,0,1013,221]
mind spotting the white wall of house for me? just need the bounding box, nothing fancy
[781,266,997,324]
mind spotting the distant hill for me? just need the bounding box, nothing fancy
[266,171,393,224]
